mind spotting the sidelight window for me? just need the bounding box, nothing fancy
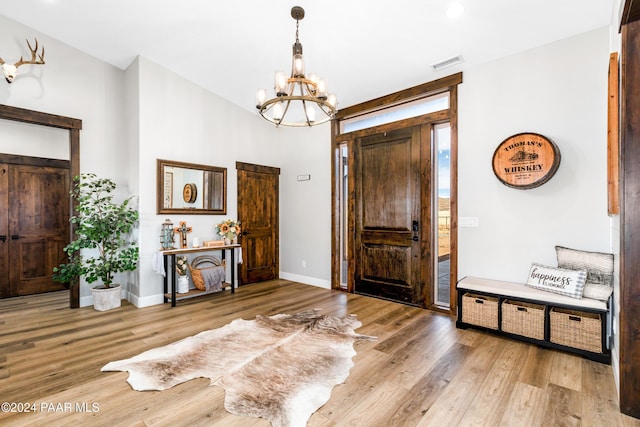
[434,123,451,306]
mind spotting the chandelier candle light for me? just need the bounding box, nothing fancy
[256,6,337,127]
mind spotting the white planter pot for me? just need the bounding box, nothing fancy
[91,284,122,311]
[177,275,190,293]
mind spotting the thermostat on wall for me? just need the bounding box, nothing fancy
[297,174,311,181]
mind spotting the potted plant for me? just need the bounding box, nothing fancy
[53,173,139,311]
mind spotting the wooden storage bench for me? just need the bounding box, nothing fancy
[456,276,611,364]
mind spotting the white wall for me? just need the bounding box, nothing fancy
[278,125,332,288]
[131,57,331,305]
[0,15,130,303]
[458,25,617,386]
[458,26,610,280]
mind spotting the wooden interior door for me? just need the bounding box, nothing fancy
[354,126,431,306]
[236,162,280,285]
[4,163,69,297]
[0,106,81,307]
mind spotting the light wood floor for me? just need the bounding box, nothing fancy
[1,280,638,427]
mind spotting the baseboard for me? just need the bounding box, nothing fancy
[81,290,164,308]
[128,292,165,308]
[612,347,620,399]
[279,272,331,289]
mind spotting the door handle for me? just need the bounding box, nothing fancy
[412,220,419,232]
[0,235,5,242]
[11,235,24,240]
[242,231,250,236]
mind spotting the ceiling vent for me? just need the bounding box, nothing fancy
[432,55,464,71]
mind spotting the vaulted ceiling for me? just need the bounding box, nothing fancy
[0,1,616,113]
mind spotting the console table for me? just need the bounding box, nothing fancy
[162,244,240,307]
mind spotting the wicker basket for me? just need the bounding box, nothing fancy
[549,308,602,353]
[461,293,499,329]
[188,256,226,291]
[501,300,545,340]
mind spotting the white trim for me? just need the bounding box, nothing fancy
[128,292,165,308]
[279,272,331,289]
[612,347,620,401]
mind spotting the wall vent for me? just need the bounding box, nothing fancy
[432,55,464,71]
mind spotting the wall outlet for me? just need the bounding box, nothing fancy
[302,260,307,268]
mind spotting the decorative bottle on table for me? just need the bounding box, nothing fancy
[160,219,175,250]
[176,255,189,293]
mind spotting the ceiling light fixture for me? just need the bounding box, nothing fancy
[255,6,337,127]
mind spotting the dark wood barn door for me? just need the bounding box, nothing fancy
[354,125,431,305]
[0,160,69,298]
[236,162,280,285]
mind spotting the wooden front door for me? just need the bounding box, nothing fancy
[354,126,431,306]
[0,161,69,298]
[236,162,280,285]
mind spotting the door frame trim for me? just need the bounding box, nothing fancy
[236,161,281,285]
[330,73,461,313]
[0,104,82,308]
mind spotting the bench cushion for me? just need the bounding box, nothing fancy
[458,276,608,311]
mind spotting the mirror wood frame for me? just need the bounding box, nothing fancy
[156,159,227,215]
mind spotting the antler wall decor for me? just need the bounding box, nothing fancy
[0,38,45,83]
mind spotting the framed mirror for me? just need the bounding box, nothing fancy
[157,159,227,215]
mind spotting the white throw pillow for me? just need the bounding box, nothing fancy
[526,263,587,299]
[555,246,614,301]
[555,246,613,286]
[582,283,614,301]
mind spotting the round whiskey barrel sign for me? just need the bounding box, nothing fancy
[492,132,561,189]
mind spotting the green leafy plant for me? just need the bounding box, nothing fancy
[53,173,139,288]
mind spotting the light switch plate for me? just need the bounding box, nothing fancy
[459,217,479,227]
[297,174,311,181]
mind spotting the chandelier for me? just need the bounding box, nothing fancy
[255,6,337,127]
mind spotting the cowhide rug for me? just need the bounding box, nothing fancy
[102,310,375,427]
